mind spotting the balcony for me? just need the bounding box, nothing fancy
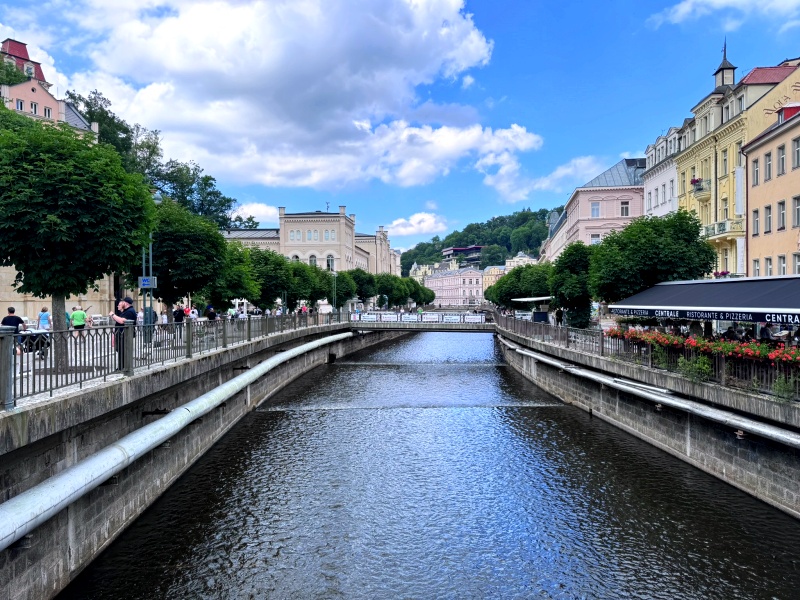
[691,179,712,202]
[702,218,744,240]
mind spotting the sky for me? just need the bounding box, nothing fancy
[3,1,800,250]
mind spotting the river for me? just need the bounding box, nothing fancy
[59,332,800,599]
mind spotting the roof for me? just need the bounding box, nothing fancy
[581,158,646,188]
[1,38,46,82]
[223,229,279,239]
[609,276,800,323]
[63,102,92,131]
[739,66,797,85]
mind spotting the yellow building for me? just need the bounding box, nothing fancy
[743,103,800,276]
[482,265,506,292]
[676,47,798,276]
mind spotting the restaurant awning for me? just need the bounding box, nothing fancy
[608,276,800,324]
[511,296,552,302]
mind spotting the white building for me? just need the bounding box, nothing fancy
[424,268,483,307]
[643,127,681,218]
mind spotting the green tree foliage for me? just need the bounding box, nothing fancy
[202,242,260,311]
[66,90,133,158]
[0,106,154,369]
[329,271,357,309]
[250,249,291,308]
[155,160,240,229]
[400,207,558,275]
[479,244,508,269]
[0,61,28,85]
[549,242,594,328]
[350,268,377,304]
[375,273,414,308]
[485,263,552,308]
[143,200,226,306]
[285,261,320,311]
[588,210,716,303]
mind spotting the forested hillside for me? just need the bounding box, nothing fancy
[400,207,560,275]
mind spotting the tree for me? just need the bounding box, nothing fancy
[251,249,291,308]
[66,90,133,158]
[589,210,717,303]
[329,271,357,309]
[156,160,239,229]
[0,62,28,85]
[140,200,226,306]
[0,106,154,370]
[202,242,260,311]
[479,244,507,269]
[285,261,321,311]
[549,242,594,329]
[349,268,377,304]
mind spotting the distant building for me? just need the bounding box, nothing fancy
[424,267,483,307]
[643,127,680,218]
[540,158,646,262]
[441,245,484,267]
[224,206,400,276]
[409,259,459,284]
[482,265,506,292]
[505,252,538,269]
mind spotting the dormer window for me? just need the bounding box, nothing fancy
[24,65,33,77]
[779,110,785,124]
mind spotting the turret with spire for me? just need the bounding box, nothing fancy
[714,39,736,88]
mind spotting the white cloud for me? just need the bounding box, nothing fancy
[234,202,279,225]
[388,212,448,236]
[619,150,645,159]
[425,200,438,210]
[462,74,475,89]
[649,0,800,27]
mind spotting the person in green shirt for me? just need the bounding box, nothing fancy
[71,306,88,338]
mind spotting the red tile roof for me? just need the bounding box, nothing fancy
[1,38,47,82]
[739,66,797,85]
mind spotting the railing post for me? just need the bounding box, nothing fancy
[565,327,569,348]
[1,326,15,411]
[123,320,134,377]
[222,319,228,348]
[247,316,252,342]
[647,342,653,368]
[599,330,605,356]
[185,321,193,359]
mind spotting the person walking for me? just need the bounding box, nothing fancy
[2,307,26,355]
[555,308,564,327]
[173,304,185,341]
[109,297,137,371]
[70,306,89,339]
[37,306,52,331]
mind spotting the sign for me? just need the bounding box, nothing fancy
[401,314,419,322]
[464,315,484,323]
[608,306,800,324]
[138,276,157,289]
[380,313,399,322]
[422,313,440,322]
[360,314,378,322]
[443,315,461,323]
[350,314,360,321]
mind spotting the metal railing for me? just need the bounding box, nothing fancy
[1,313,346,406]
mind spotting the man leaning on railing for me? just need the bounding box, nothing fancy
[109,297,137,371]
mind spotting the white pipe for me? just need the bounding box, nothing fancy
[512,346,800,450]
[0,332,353,552]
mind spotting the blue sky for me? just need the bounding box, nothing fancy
[3,1,800,249]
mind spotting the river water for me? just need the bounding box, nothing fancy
[60,333,800,599]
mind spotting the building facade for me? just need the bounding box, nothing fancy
[743,103,800,276]
[423,268,483,307]
[539,158,646,262]
[504,251,538,269]
[409,259,459,284]
[482,265,506,292]
[643,127,680,218]
[224,206,400,276]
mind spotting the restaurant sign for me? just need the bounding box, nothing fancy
[609,306,800,324]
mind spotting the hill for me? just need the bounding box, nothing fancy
[400,206,561,275]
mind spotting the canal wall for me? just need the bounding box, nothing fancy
[0,326,408,600]
[497,330,800,520]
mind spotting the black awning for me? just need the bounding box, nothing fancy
[608,276,800,324]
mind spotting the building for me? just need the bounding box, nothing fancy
[441,245,484,267]
[675,47,798,277]
[643,127,681,217]
[223,205,400,276]
[423,268,483,307]
[409,259,459,284]
[505,251,538,269]
[539,158,646,262]
[482,265,506,292]
[742,102,800,276]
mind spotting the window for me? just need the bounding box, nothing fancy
[722,248,729,272]
[16,99,23,111]
[721,149,728,175]
[753,259,760,276]
[44,106,51,119]
[765,205,772,233]
[778,200,786,230]
[765,152,772,181]
[779,255,787,275]
[306,229,311,240]
[794,254,800,275]
[590,233,601,245]
[722,199,728,220]
[738,95,745,113]
[327,255,334,271]
[324,230,329,241]
[752,159,759,186]
[752,209,760,235]
[765,257,773,276]
[591,202,600,218]
[309,255,317,267]
[724,105,730,122]
[680,172,686,195]
[795,197,800,228]
[313,230,319,241]
[661,184,666,204]
[292,255,300,262]
[30,102,37,115]
[669,179,674,199]
[331,230,336,241]
[462,279,465,285]
[647,192,652,210]
[289,230,295,241]
[794,138,800,169]
[778,145,786,175]
[653,189,658,207]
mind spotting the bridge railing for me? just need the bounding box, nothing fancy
[350,312,486,324]
[0,312,347,408]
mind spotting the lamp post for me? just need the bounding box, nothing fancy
[140,192,162,331]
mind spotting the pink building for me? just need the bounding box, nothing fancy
[424,268,483,307]
[540,158,646,261]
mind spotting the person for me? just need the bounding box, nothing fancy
[722,325,739,341]
[70,306,89,338]
[207,306,217,321]
[555,308,564,327]
[760,323,775,341]
[173,304,185,341]
[743,328,755,343]
[190,305,199,321]
[2,307,26,355]
[37,306,52,331]
[136,309,144,326]
[109,297,137,371]
[161,310,168,327]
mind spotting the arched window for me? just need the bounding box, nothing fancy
[289,230,295,241]
[292,255,300,262]
[324,230,330,241]
[313,230,319,241]
[331,230,336,241]
[309,255,317,267]
[296,229,300,240]
[327,255,335,271]
[307,229,311,241]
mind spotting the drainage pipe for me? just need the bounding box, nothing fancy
[512,345,800,450]
[0,332,353,552]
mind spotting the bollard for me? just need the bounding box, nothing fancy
[222,319,228,348]
[123,320,135,377]
[1,326,16,411]
[185,320,193,359]
[246,316,252,342]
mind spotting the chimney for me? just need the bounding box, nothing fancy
[379,226,384,233]
[279,207,285,216]
[339,205,346,215]
[349,214,355,223]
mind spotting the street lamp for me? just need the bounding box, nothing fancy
[139,192,162,330]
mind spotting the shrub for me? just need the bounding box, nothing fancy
[772,374,796,402]
[677,355,713,383]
